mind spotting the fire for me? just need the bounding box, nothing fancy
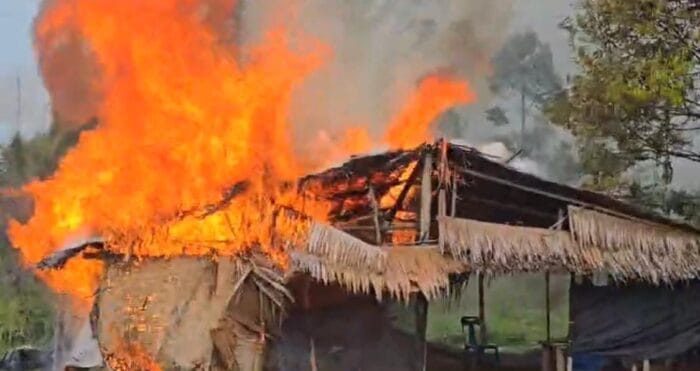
[11,0,328,298]
[9,0,477,304]
[385,75,476,149]
[104,339,162,371]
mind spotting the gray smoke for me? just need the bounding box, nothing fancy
[239,0,513,144]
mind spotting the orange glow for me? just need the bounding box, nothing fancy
[340,127,373,156]
[379,161,418,209]
[391,230,417,244]
[104,339,162,371]
[385,75,476,149]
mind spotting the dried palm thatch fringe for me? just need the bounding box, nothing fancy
[568,206,700,252]
[567,206,700,283]
[439,214,700,284]
[290,246,464,303]
[437,216,574,272]
[306,223,387,271]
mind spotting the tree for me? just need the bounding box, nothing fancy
[546,0,700,184]
[486,31,579,183]
[489,31,562,137]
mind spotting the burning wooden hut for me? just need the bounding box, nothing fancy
[40,140,700,370]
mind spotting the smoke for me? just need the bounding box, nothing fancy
[32,0,241,128]
[239,0,513,146]
[34,0,513,139]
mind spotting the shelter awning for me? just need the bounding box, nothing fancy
[438,211,700,284]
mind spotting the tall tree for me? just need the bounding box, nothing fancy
[487,31,579,182]
[489,31,562,137]
[546,0,700,184]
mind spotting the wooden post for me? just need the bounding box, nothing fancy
[478,272,486,343]
[415,293,429,371]
[438,189,446,252]
[419,151,433,242]
[555,346,565,371]
[546,271,551,343]
[543,210,564,371]
[368,186,382,244]
[450,172,457,217]
[542,346,552,371]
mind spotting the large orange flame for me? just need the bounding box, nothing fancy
[9,0,477,303]
[385,75,476,149]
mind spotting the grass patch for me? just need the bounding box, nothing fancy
[390,273,570,351]
[0,245,54,354]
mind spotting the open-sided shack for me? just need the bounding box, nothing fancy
[41,140,700,370]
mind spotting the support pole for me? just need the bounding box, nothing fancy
[368,186,382,245]
[438,189,446,252]
[546,271,551,343]
[450,172,457,217]
[555,346,565,371]
[419,152,433,242]
[478,272,486,343]
[415,294,429,371]
[543,210,564,371]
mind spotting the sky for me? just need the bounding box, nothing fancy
[0,0,50,140]
[0,0,697,188]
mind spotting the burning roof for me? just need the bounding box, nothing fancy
[39,141,700,284]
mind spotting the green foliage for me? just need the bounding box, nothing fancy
[1,121,92,188]
[546,0,700,184]
[0,248,54,354]
[626,181,700,226]
[390,274,570,350]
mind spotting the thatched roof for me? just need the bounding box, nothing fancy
[439,210,700,284]
[303,142,700,232]
[294,223,465,301]
[301,141,700,284]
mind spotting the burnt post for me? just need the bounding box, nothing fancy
[415,293,429,371]
[478,272,486,343]
[414,149,435,371]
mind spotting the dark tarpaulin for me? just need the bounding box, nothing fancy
[571,279,700,360]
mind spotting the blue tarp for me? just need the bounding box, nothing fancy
[571,353,606,371]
